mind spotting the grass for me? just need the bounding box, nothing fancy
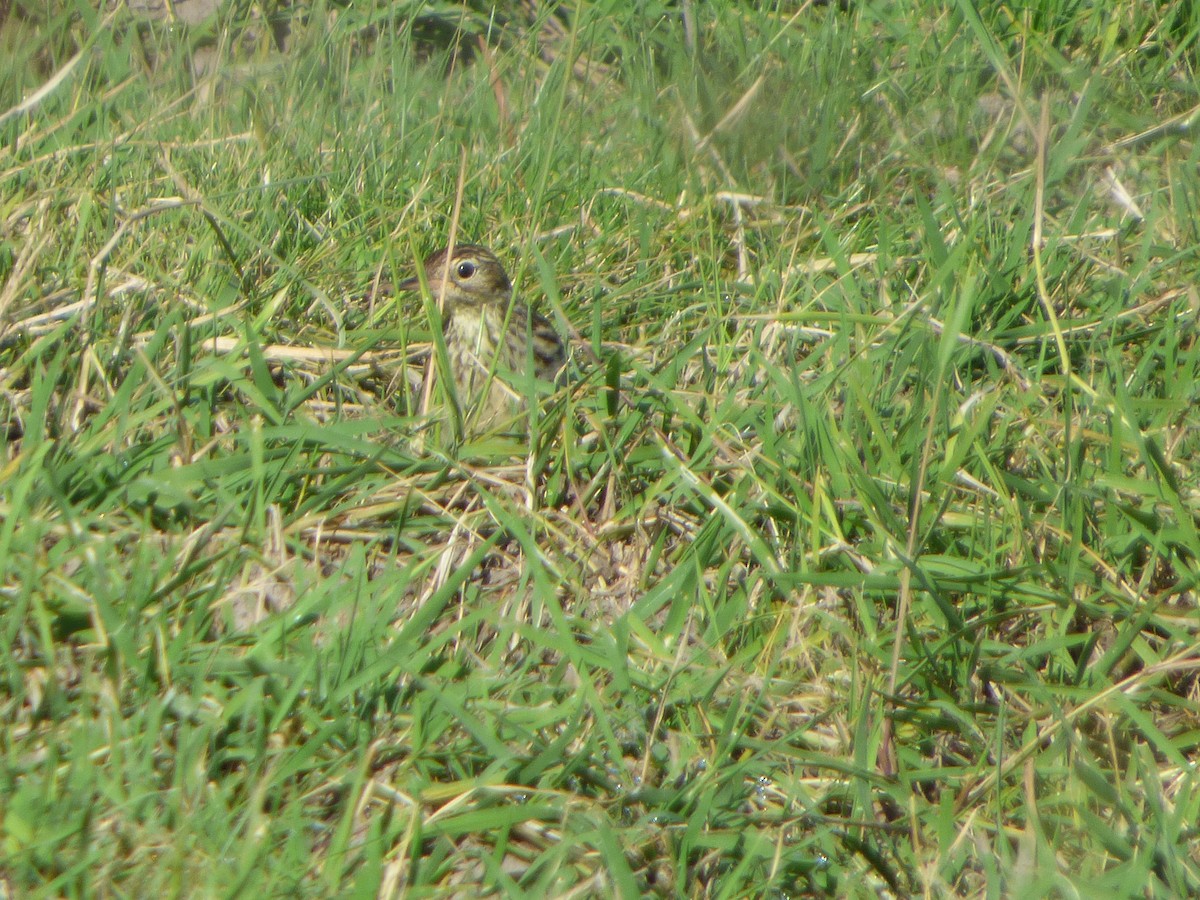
[2,0,1200,895]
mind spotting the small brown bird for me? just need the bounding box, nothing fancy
[399,244,566,431]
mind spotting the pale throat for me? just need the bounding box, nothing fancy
[446,305,512,373]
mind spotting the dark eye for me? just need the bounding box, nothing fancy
[456,261,476,278]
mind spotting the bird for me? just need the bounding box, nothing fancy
[398,244,566,432]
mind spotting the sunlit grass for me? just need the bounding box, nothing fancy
[2,0,1199,895]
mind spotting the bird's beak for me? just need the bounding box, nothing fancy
[397,275,422,292]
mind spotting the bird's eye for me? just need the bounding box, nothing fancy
[456,261,476,278]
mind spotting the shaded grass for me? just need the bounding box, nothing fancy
[2,0,1200,896]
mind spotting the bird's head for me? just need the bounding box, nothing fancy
[400,244,512,308]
